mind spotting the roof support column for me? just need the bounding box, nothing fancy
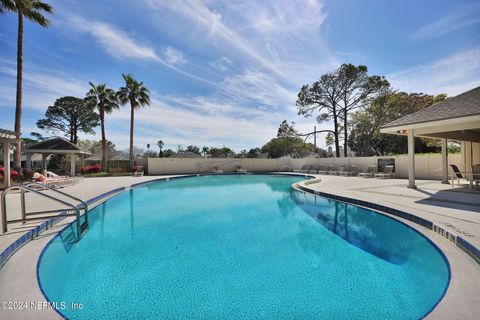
[407,129,416,189]
[70,154,76,177]
[26,153,32,170]
[3,141,11,187]
[441,138,449,184]
[41,154,47,175]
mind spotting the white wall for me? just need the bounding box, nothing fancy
[146,154,462,180]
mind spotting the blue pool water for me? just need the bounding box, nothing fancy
[38,175,449,319]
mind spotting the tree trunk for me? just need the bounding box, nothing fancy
[99,104,107,172]
[129,100,135,169]
[14,9,24,175]
[332,104,340,157]
[343,107,348,157]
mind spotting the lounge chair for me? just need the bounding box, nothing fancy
[235,165,247,174]
[133,166,144,177]
[318,165,330,175]
[212,165,223,174]
[33,172,73,188]
[472,164,480,188]
[330,166,345,175]
[294,165,308,173]
[358,165,376,178]
[339,165,358,176]
[374,165,395,179]
[309,165,321,174]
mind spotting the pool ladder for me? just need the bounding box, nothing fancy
[1,182,89,241]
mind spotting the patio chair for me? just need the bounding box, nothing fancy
[358,165,376,178]
[339,165,358,176]
[33,172,74,188]
[374,165,395,179]
[449,164,467,185]
[309,165,321,174]
[212,165,223,174]
[133,166,144,177]
[235,165,247,174]
[317,165,328,174]
[294,165,308,173]
[330,166,345,176]
[472,164,480,188]
[325,165,336,175]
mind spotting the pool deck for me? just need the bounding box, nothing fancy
[0,173,479,319]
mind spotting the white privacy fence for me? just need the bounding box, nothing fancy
[146,154,462,180]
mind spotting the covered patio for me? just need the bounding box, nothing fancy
[381,86,480,189]
[23,137,90,177]
[0,129,16,188]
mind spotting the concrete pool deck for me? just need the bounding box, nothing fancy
[0,173,479,319]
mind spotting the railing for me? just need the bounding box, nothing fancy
[1,182,89,241]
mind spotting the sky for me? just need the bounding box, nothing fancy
[0,0,479,152]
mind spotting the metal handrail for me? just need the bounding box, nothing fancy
[1,183,87,241]
[23,181,89,225]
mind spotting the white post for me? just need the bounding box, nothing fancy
[41,154,47,175]
[3,142,11,187]
[441,138,449,184]
[70,154,76,177]
[26,153,32,169]
[407,129,416,188]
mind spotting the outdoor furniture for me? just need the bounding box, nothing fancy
[449,164,467,185]
[309,165,321,174]
[374,165,395,179]
[133,166,144,177]
[212,165,223,174]
[472,164,480,189]
[318,165,330,174]
[32,172,77,188]
[330,166,345,175]
[358,165,376,178]
[294,165,307,173]
[235,165,247,174]
[318,165,328,174]
[340,165,358,176]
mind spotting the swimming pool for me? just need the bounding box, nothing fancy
[37,174,450,319]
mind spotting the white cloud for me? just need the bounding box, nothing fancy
[162,46,187,65]
[144,0,334,83]
[412,3,480,39]
[220,69,296,108]
[210,57,232,72]
[388,48,480,96]
[0,62,88,111]
[70,16,160,61]
[66,15,216,86]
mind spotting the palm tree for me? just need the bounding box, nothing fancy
[157,140,164,157]
[117,74,151,167]
[85,82,119,171]
[202,146,209,158]
[1,0,53,173]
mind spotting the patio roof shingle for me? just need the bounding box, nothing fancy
[381,86,480,128]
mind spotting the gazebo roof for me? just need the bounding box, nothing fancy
[23,137,90,155]
[0,128,16,142]
[381,86,480,129]
[380,86,480,142]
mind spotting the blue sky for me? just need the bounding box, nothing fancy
[1,0,479,151]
